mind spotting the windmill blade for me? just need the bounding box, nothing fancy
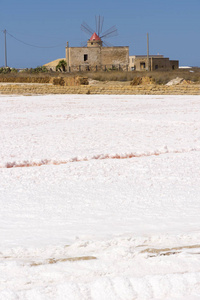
[100,25,118,39]
[100,16,104,35]
[102,40,113,47]
[95,15,104,36]
[95,16,98,35]
[81,22,95,36]
[98,15,101,36]
[80,41,87,47]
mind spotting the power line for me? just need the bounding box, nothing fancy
[6,30,65,48]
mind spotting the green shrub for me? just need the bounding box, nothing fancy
[32,66,48,73]
[11,68,18,73]
[0,67,11,74]
[56,60,67,72]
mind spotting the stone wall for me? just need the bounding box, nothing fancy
[169,60,179,70]
[68,47,101,71]
[101,47,129,68]
[151,58,179,71]
[133,56,179,71]
[66,46,129,71]
[151,58,172,71]
[1,83,199,95]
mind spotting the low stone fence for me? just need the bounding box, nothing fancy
[0,83,199,95]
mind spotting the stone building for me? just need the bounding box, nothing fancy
[129,55,179,71]
[44,34,179,72]
[66,32,129,71]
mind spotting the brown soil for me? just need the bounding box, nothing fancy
[30,256,97,266]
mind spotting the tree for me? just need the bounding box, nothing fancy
[56,60,67,72]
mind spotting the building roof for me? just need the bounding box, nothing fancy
[43,58,66,67]
[133,55,164,58]
[90,32,101,41]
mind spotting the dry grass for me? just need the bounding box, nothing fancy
[130,76,155,86]
[87,68,200,84]
[0,71,73,84]
[0,73,89,85]
[0,68,199,85]
[0,75,51,83]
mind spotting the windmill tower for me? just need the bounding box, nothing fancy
[81,16,118,48]
[66,16,129,72]
[87,32,102,47]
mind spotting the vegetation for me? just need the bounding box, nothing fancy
[86,68,200,84]
[0,67,199,85]
[56,60,67,72]
[0,67,18,74]
[22,66,48,73]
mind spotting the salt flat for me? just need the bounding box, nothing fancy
[1,94,200,299]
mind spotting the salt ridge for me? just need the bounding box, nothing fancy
[2,146,200,169]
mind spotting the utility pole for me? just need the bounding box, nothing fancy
[67,41,69,72]
[3,29,7,67]
[147,32,149,71]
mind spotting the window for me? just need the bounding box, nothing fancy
[84,54,88,61]
[140,62,146,69]
[155,65,158,70]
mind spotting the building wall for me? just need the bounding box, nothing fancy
[151,58,171,70]
[169,60,179,70]
[151,58,179,71]
[129,56,135,70]
[66,46,129,71]
[101,47,129,66]
[68,47,101,71]
[132,56,179,71]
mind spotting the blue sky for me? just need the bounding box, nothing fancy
[0,0,199,68]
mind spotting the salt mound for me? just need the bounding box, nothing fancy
[166,77,184,86]
[88,79,101,85]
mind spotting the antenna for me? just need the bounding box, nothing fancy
[3,29,7,67]
[67,41,70,72]
[147,33,149,71]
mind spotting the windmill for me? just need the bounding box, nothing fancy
[81,16,118,47]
